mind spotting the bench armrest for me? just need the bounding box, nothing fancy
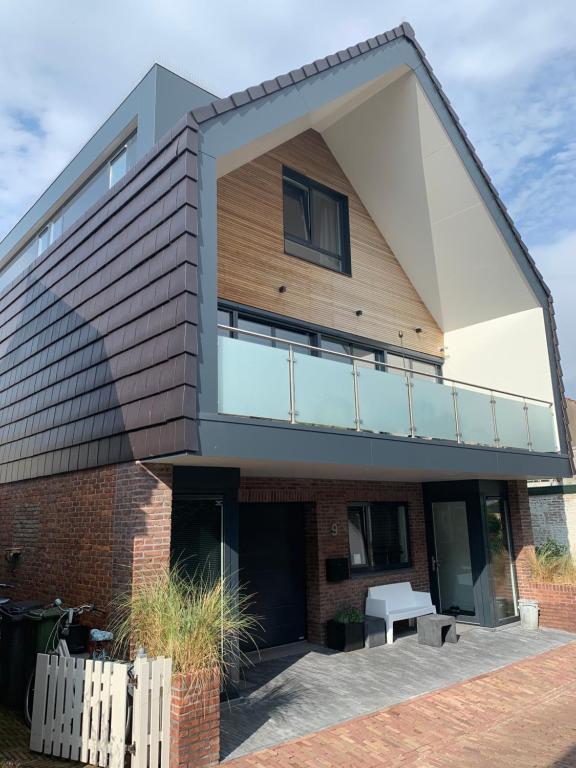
[412,591,434,605]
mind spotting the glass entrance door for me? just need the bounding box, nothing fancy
[431,501,476,619]
[485,498,518,621]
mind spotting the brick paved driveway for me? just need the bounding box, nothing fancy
[226,642,576,768]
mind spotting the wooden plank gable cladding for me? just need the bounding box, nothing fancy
[0,115,199,483]
[217,129,443,358]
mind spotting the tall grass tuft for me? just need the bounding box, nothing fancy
[529,540,576,585]
[110,565,260,690]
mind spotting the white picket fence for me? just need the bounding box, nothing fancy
[30,653,172,768]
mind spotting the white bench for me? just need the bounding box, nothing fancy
[365,582,436,644]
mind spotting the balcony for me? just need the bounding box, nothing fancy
[217,326,559,454]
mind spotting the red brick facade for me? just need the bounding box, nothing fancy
[239,477,430,643]
[0,461,172,615]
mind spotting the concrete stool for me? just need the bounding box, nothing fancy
[364,615,387,648]
[417,614,457,647]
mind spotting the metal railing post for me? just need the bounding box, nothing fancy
[288,344,296,424]
[523,398,533,451]
[406,373,416,438]
[352,360,361,431]
[451,384,461,443]
[490,391,500,447]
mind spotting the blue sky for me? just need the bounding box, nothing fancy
[0,0,575,395]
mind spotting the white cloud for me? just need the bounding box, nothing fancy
[0,0,575,392]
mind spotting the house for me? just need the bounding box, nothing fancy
[529,397,576,552]
[0,23,572,658]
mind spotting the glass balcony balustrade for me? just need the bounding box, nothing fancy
[217,326,559,453]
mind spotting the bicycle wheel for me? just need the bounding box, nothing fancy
[24,669,35,728]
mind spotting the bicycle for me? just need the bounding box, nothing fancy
[23,599,127,728]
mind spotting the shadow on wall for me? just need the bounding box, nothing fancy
[0,278,172,614]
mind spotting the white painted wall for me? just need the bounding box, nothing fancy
[443,307,554,403]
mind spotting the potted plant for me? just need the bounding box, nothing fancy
[326,607,365,651]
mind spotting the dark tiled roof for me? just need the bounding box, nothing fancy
[190,23,414,124]
[190,22,572,460]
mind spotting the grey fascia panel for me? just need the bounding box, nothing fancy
[197,417,573,480]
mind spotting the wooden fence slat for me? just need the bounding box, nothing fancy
[69,657,85,761]
[53,656,69,756]
[80,659,94,764]
[45,655,59,755]
[149,659,161,768]
[160,657,172,768]
[30,654,50,752]
[98,661,112,768]
[61,657,76,759]
[109,662,128,768]
[89,661,103,766]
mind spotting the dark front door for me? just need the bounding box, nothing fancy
[239,503,306,649]
[429,499,478,621]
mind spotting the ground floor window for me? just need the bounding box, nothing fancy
[347,502,410,571]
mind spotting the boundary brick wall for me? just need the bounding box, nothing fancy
[508,479,576,633]
[239,477,430,644]
[529,491,576,552]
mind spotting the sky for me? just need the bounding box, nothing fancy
[0,0,575,395]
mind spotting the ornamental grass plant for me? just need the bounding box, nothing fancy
[529,539,576,585]
[111,565,260,690]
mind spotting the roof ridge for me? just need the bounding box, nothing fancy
[191,22,412,124]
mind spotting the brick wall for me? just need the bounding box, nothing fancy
[529,491,576,551]
[0,461,172,615]
[239,478,429,644]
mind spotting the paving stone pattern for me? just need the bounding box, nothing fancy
[224,638,576,768]
[0,705,81,768]
[220,625,576,761]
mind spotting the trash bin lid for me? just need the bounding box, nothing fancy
[27,606,63,621]
[0,600,44,619]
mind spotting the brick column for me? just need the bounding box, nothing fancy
[170,672,220,768]
[507,479,535,597]
[112,462,173,597]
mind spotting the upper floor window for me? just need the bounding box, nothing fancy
[109,146,128,187]
[0,133,137,295]
[387,353,439,381]
[282,166,351,274]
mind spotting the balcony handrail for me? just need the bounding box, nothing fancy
[217,324,553,407]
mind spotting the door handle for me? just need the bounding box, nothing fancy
[431,555,439,571]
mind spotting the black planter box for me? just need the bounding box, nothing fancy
[326,620,365,652]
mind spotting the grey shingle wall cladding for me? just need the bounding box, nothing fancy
[0,114,200,483]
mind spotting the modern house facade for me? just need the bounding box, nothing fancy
[0,23,572,660]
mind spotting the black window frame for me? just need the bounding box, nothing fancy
[217,303,443,377]
[282,166,351,275]
[347,502,412,573]
[385,351,441,381]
